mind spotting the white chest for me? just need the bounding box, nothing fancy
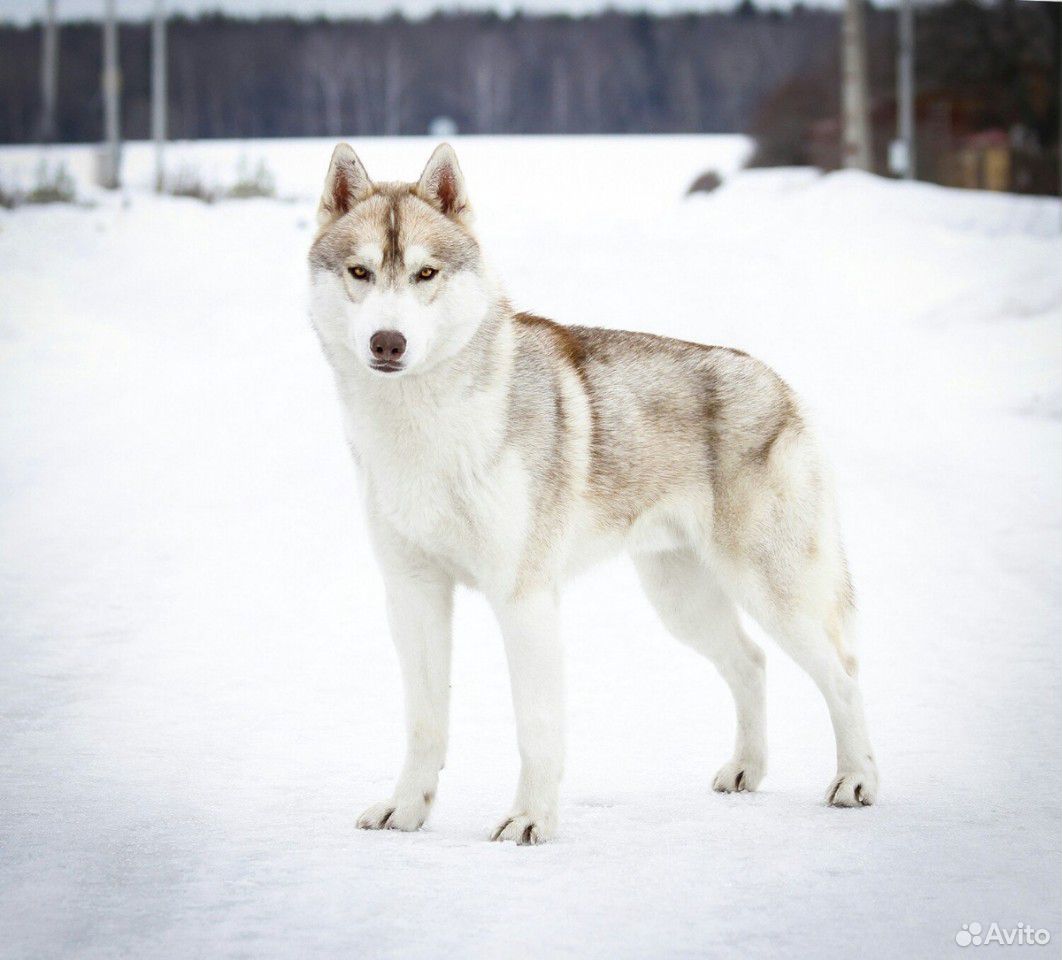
[346,399,529,585]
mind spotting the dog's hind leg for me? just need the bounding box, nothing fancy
[720,420,878,806]
[760,605,878,807]
[734,513,878,804]
[634,549,767,794]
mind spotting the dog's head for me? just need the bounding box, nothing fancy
[308,143,492,378]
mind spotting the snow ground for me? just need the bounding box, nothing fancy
[1,136,1060,959]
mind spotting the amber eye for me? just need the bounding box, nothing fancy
[349,265,369,281]
[417,266,438,281]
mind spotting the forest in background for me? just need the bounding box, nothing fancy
[0,1,1058,173]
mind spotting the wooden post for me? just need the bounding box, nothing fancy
[101,0,121,189]
[151,0,167,191]
[40,0,59,143]
[841,0,871,171]
[897,0,916,179]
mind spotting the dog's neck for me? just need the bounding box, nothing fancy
[330,297,515,467]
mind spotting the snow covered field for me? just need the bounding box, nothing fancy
[1,136,1060,959]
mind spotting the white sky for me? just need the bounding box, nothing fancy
[0,0,839,25]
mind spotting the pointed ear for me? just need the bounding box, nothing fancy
[415,143,470,222]
[317,143,373,226]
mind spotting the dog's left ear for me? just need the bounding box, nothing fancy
[318,143,373,226]
[416,143,471,223]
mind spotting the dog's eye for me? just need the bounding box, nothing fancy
[417,267,438,282]
[349,265,370,281]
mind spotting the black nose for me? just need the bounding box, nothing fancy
[370,330,407,364]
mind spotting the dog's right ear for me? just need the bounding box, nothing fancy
[416,143,471,223]
[317,143,373,226]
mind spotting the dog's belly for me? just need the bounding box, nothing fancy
[564,496,702,578]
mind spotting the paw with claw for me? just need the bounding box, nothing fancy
[357,794,433,832]
[490,811,556,845]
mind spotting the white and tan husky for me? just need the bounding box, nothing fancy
[308,143,878,845]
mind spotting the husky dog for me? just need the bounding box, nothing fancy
[308,143,879,845]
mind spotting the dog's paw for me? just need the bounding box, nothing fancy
[826,769,878,807]
[712,757,765,794]
[490,812,555,846]
[357,797,430,832]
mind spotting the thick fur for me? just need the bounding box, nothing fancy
[308,143,879,845]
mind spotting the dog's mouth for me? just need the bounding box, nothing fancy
[369,360,405,374]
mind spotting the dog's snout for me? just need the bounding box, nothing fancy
[370,330,407,365]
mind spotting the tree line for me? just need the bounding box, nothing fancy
[0,2,1057,155]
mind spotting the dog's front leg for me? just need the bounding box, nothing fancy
[357,558,453,833]
[490,588,564,845]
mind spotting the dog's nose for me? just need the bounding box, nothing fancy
[370,330,406,364]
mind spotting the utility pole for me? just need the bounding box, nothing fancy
[841,0,872,171]
[101,0,121,188]
[40,0,59,142]
[896,0,916,179]
[151,0,167,191]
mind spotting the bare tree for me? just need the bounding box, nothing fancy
[383,40,403,136]
[303,28,345,136]
[550,57,570,132]
[471,32,512,133]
